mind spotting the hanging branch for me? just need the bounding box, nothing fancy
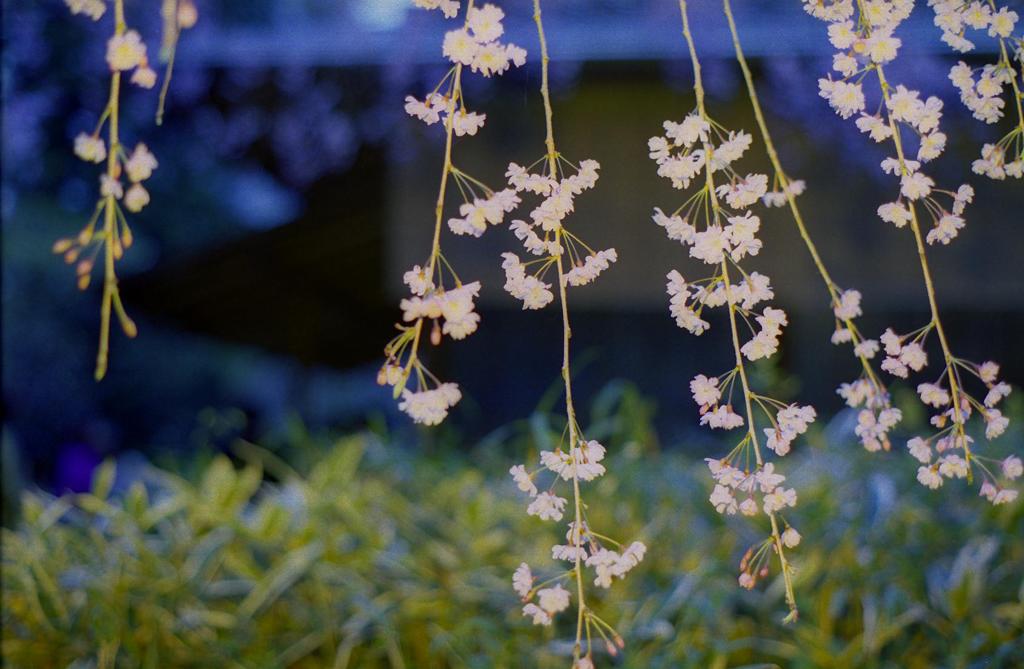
[379,0,525,424]
[646,0,820,622]
[506,2,645,666]
[58,0,184,379]
[808,0,1020,503]
[723,0,899,453]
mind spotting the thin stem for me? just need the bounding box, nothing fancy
[873,60,971,471]
[406,3,476,376]
[155,25,178,126]
[534,0,587,662]
[722,0,884,395]
[680,0,797,620]
[426,63,463,282]
[96,0,127,381]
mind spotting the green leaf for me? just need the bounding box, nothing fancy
[200,456,237,506]
[91,459,117,501]
[237,541,323,620]
[182,526,234,583]
[125,481,149,520]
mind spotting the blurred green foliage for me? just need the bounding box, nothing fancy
[3,384,1023,668]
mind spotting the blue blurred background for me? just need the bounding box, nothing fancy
[4,0,1024,492]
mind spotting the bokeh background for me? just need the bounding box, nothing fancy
[3,2,1024,667]
[4,1,1024,484]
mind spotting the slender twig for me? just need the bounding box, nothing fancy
[532,0,588,660]
[95,0,138,381]
[680,0,798,620]
[722,0,886,397]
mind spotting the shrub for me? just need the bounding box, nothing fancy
[3,402,1023,669]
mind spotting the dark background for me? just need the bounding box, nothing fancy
[4,0,1023,491]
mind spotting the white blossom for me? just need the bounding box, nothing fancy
[537,584,570,615]
[73,133,106,163]
[66,0,106,20]
[1002,456,1023,480]
[509,464,537,496]
[124,183,150,213]
[512,562,533,598]
[917,465,943,489]
[413,0,461,18]
[522,603,551,626]
[398,383,462,425]
[690,374,721,409]
[908,436,932,464]
[527,492,567,522]
[124,143,157,183]
[106,30,146,72]
[700,405,744,430]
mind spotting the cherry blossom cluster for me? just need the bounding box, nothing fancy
[648,117,792,362]
[902,354,1019,503]
[814,4,977,246]
[650,0,812,620]
[500,159,617,310]
[707,458,802,586]
[807,0,1019,504]
[380,1,525,424]
[929,1,1024,178]
[828,286,903,451]
[55,0,196,380]
[441,3,526,76]
[59,2,161,251]
[509,440,646,627]
[685,334,812,605]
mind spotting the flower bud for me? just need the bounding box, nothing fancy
[178,1,198,29]
[121,317,138,338]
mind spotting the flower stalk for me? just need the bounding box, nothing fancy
[380,0,525,425]
[680,0,797,620]
[507,4,642,664]
[58,0,174,380]
[723,0,891,427]
[532,0,588,653]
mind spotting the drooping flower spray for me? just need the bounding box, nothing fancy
[722,0,900,452]
[57,0,194,380]
[807,0,1020,503]
[379,1,525,424]
[506,2,645,665]
[646,0,819,622]
[929,0,1024,178]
